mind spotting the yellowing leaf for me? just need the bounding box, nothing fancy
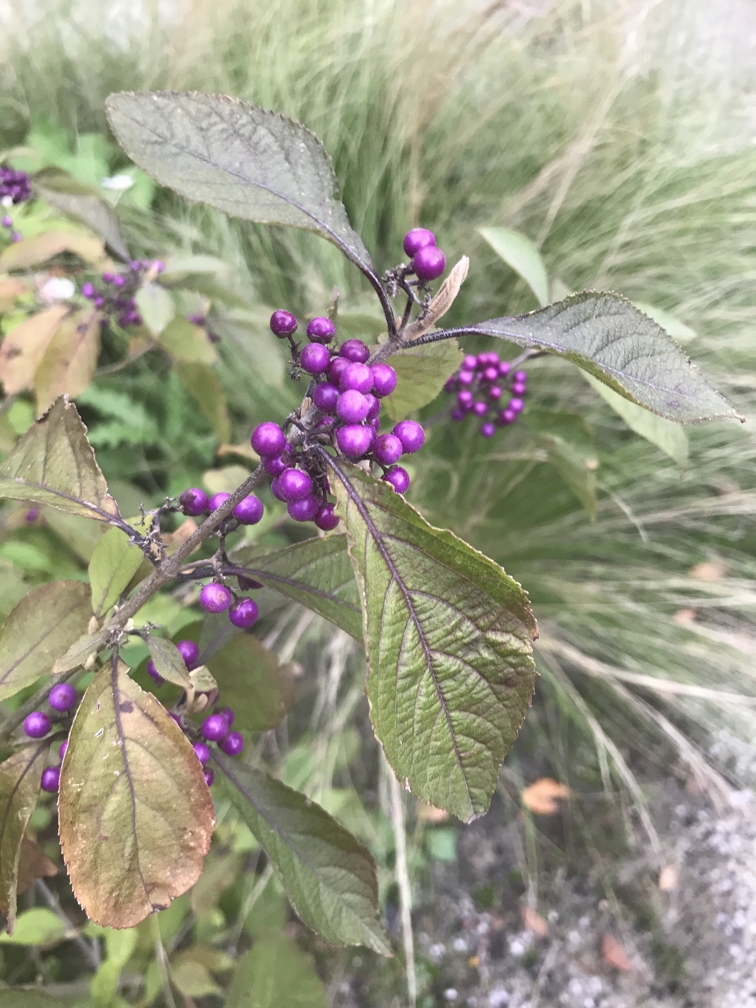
[0,277,27,312]
[0,231,104,271]
[34,308,101,416]
[88,526,144,617]
[0,306,68,395]
[59,660,214,928]
[160,317,217,365]
[521,778,570,815]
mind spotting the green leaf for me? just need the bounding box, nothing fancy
[144,635,193,691]
[159,317,217,365]
[34,308,100,417]
[0,991,67,1007]
[172,960,222,998]
[582,371,688,466]
[134,282,175,337]
[524,411,599,518]
[328,458,537,822]
[457,292,740,423]
[0,581,92,701]
[106,92,373,274]
[233,537,362,640]
[91,959,122,1007]
[59,659,215,928]
[383,338,463,422]
[176,362,230,441]
[89,527,144,617]
[52,629,109,675]
[216,759,390,954]
[0,744,51,932]
[0,907,66,946]
[206,635,294,733]
[0,396,120,521]
[227,929,329,1008]
[34,168,131,262]
[479,226,549,306]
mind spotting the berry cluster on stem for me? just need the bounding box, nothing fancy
[444,352,527,437]
[81,260,163,328]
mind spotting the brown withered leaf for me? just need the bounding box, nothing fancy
[16,837,58,897]
[401,256,469,341]
[59,659,214,928]
[521,905,549,937]
[35,308,100,416]
[602,934,633,972]
[0,306,68,395]
[164,517,198,555]
[0,231,105,271]
[521,778,571,815]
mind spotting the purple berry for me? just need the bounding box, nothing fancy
[25,507,39,523]
[339,340,370,363]
[41,766,60,793]
[270,310,298,337]
[1,215,11,228]
[499,408,516,425]
[278,468,313,502]
[193,742,211,765]
[179,487,209,517]
[451,408,465,421]
[370,363,397,398]
[130,260,141,271]
[218,706,235,726]
[287,495,319,522]
[101,272,114,283]
[392,419,425,454]
[472,401,488,417]
[481,422,496,437]
[340,362,373,394]
[113,274,126,288]
[23,712,51,739]
[201,713,230,742]
[204,769,215,787]
[512,382,527,396]
[327,356,349,384]
[403,228,436,257]
[483,366,499,383]
[509,398,524,414]
[514,370,527,383]
[306,317,335,344]
[488,386,502,400]
[93,295,105,308]
[457,390,473,409]
[336,424,374,458]
[146,659,164,684]
[154,260,164,273]
[176,640,200,670]
[314,504,340,531]
[49,683,77,713]
[208,492,231,512]
[81,281,95,299]
[200,583,233,614]
[373,433,403,466]
[264,453,292,477]
[229,597,259,628]
[364,393,380,421]
[10,231,21,243]
[59,740,68,760]
[463,354,477,370]
[336,389,370,424]
[412,245,446,282]
[383,466,410,494]
[270,476,287,501]
[251,422,286,458]
[221,731,245,757]
[458,370,474,386]
[233,495,264,525]
[498,360,512,377]
[313,382,339,412]
[301,342,331,375]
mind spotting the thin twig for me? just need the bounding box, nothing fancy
[387,767,416,1008]
[35,880,100,970]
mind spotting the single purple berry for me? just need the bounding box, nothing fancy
[340,362,373,394]
[451,408,465,421]
[218,706,235,726]
[373,433,403,466]
[81,281,95,299]
[403,228,436,257]
[476,353,489,368]
[270,310,298,337]
[146,660,164,684]
[229,597,259,628]
[463,354,477,370]
[201,712,230,742]
[270,476,287,501]
[93,295,105,308]
[278,467,313,502]
[336,424,374,458]
[483,366,499,383]
[472,401,488,417]
[59,740,68,760]
[200,583,233,614]
[179,487,209,517]
[458,370,474,386]
[412,245,446,283]
[264,453,292,477]
[25,507,39,523]
[41,766,60,793]
[512,381,527,396]
[1,215,11,228]
[287,495,319,522]
[193,742,211,765]
[498,360,512,377]
[509,398,524,414]
[221,731,245,757]
[488,386,502,400]
[315,504,340,531]
[301,342,331,375]
[514,370,527,383]
[208,492,231,512]
[311,382,338,412]
[251,421,287,458]
[176,640,200,670]
[370,363,397,398]
[23,712,51,739]
[130,260,142,271]
[364,393,381,421]
[481,422,496,438]
[113,274,126,288]
[458,390,473,409]
[370,416,381,430]
[328,356,349,385]
[306,317,335,344]
[153,260,164,273]
[393,419,425,454]
[204,768,215,787]
[339,339,370,364]
[499,408,516,425]
[383,466,411,494]
[101,272,114,283]
[233,495,264,525]
[10,231,21,243]
[49,683,78,713]
[336,389,370,424]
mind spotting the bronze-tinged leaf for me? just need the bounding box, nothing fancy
[34,308,101,416]
[0,581,92,701]
[0,231,105,271]
[521,778,571,815]
[602,934,633,972]
[206,635,294,734]
[0,307,68,395]
[0,277,28,313]
[16,837,58,898]
[0,743,50,933]
[59,660,214,928]
[0,396,119,521]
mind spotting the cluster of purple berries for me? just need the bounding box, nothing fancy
[445,352,528,437]
[22,683,80,794]
[0,166,31,206]
[402,228,446,283]
[81,260,163,328]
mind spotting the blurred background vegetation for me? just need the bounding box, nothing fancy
[1,0,755,1004]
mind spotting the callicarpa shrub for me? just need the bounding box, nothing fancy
[0,92,741,947]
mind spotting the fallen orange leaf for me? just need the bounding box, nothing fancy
[521,905,549,937]
[521,778,571,815]
[602,934,632,972]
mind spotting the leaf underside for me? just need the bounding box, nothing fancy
[327,458,538,822]
[465,291,740,424]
